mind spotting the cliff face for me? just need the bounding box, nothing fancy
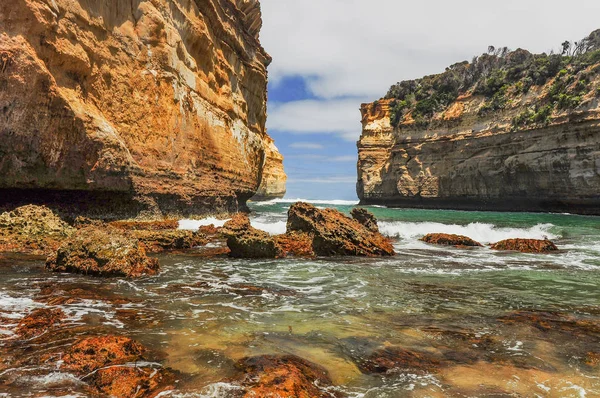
[358,38,600,214]
[0,0,285,219]
[252,136,286,200]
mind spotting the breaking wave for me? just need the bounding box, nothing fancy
[379,221,559,244]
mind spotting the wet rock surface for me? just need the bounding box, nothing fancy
[222,214,284,258]
[130,229,208,253]
[491,238,559,253]
[274,232,315,257]
[45,226,160,277]
[0,205,74,255]
[15,308,65,339]
[287,202,395,256]
[62,336,146,374]
[350,208,380,233]
[234,354,342,398]
[421,233,483,247]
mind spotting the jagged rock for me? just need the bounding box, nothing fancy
[0,205,74,255]
[490,239,558,253]
[234,355,342,398]
[130,230,208,253]
[46,227,160,277]
[274,232,315,257]
[287,202,395,257]
[222,214,284,258]
[350,208,380,232]
[0,0,285,219]
[420,233,482,247]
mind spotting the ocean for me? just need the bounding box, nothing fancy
[2,199,600,396]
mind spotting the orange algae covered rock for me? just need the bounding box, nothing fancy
[490,238,558,253]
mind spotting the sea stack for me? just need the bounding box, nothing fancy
[357,31,600,215]
[0,0,285,219]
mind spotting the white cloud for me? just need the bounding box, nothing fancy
[260,1,600,141]
[261,0,600,99]
[288,142,325,150]
[267,99,363,141]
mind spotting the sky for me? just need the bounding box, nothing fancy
[258,0,600,200]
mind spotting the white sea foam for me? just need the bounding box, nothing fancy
[179,217,230,230]
[250,219,287,235]
[251,198,359,206]
[379,221,559,244]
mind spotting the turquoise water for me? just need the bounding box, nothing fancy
[1,200,600,397]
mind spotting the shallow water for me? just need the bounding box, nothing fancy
[2,200,600,397]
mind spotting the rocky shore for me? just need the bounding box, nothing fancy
[0,202,586,397]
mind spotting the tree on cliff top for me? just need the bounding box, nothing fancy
[386,29,600,129]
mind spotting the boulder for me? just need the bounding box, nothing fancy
[235,355,341,398]
[490,238,558,253]
[0,205,74,255]
[287,202,395,256]
[350,208,379,233]
[420,233,482,247]
[109,220,180,231]
[46,227,160,277]
[222,214,284,258]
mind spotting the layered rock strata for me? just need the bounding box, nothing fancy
[0,0,285,219]
[357,40,600,214]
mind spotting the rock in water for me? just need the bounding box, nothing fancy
[222,214,284,258]
[0,205,75,255]
[420,233,482,247]
[62,336,173,396]
[235,355,341,398]
[287,202,395,256]
[490,239,558,253]
[350,208,380,232]
[46,227,160,277]
[0,0,285,219]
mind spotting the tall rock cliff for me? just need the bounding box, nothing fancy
[0,0,286,219]
[358,31,600,214]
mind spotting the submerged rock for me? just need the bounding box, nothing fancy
[46,227,160,277]
[490,238,558,253]
[15,308,65,339]
[420,233,482,247]
[63,336,146,374]
[350,208,380,233]
[235,354,342,398]
[222,214,284,258]
[63,336,173,396]
[0,205,74,255]
[353,346,442,375]
[287,202,395,256]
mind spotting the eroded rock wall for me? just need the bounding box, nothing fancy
[358,90,600,214]
[0,0,285,219]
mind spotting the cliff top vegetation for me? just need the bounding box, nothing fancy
[385,30,600,129]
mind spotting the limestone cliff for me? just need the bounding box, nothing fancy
[358,32,600,214]
[0,0,285,219]
[252,136,286,200]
